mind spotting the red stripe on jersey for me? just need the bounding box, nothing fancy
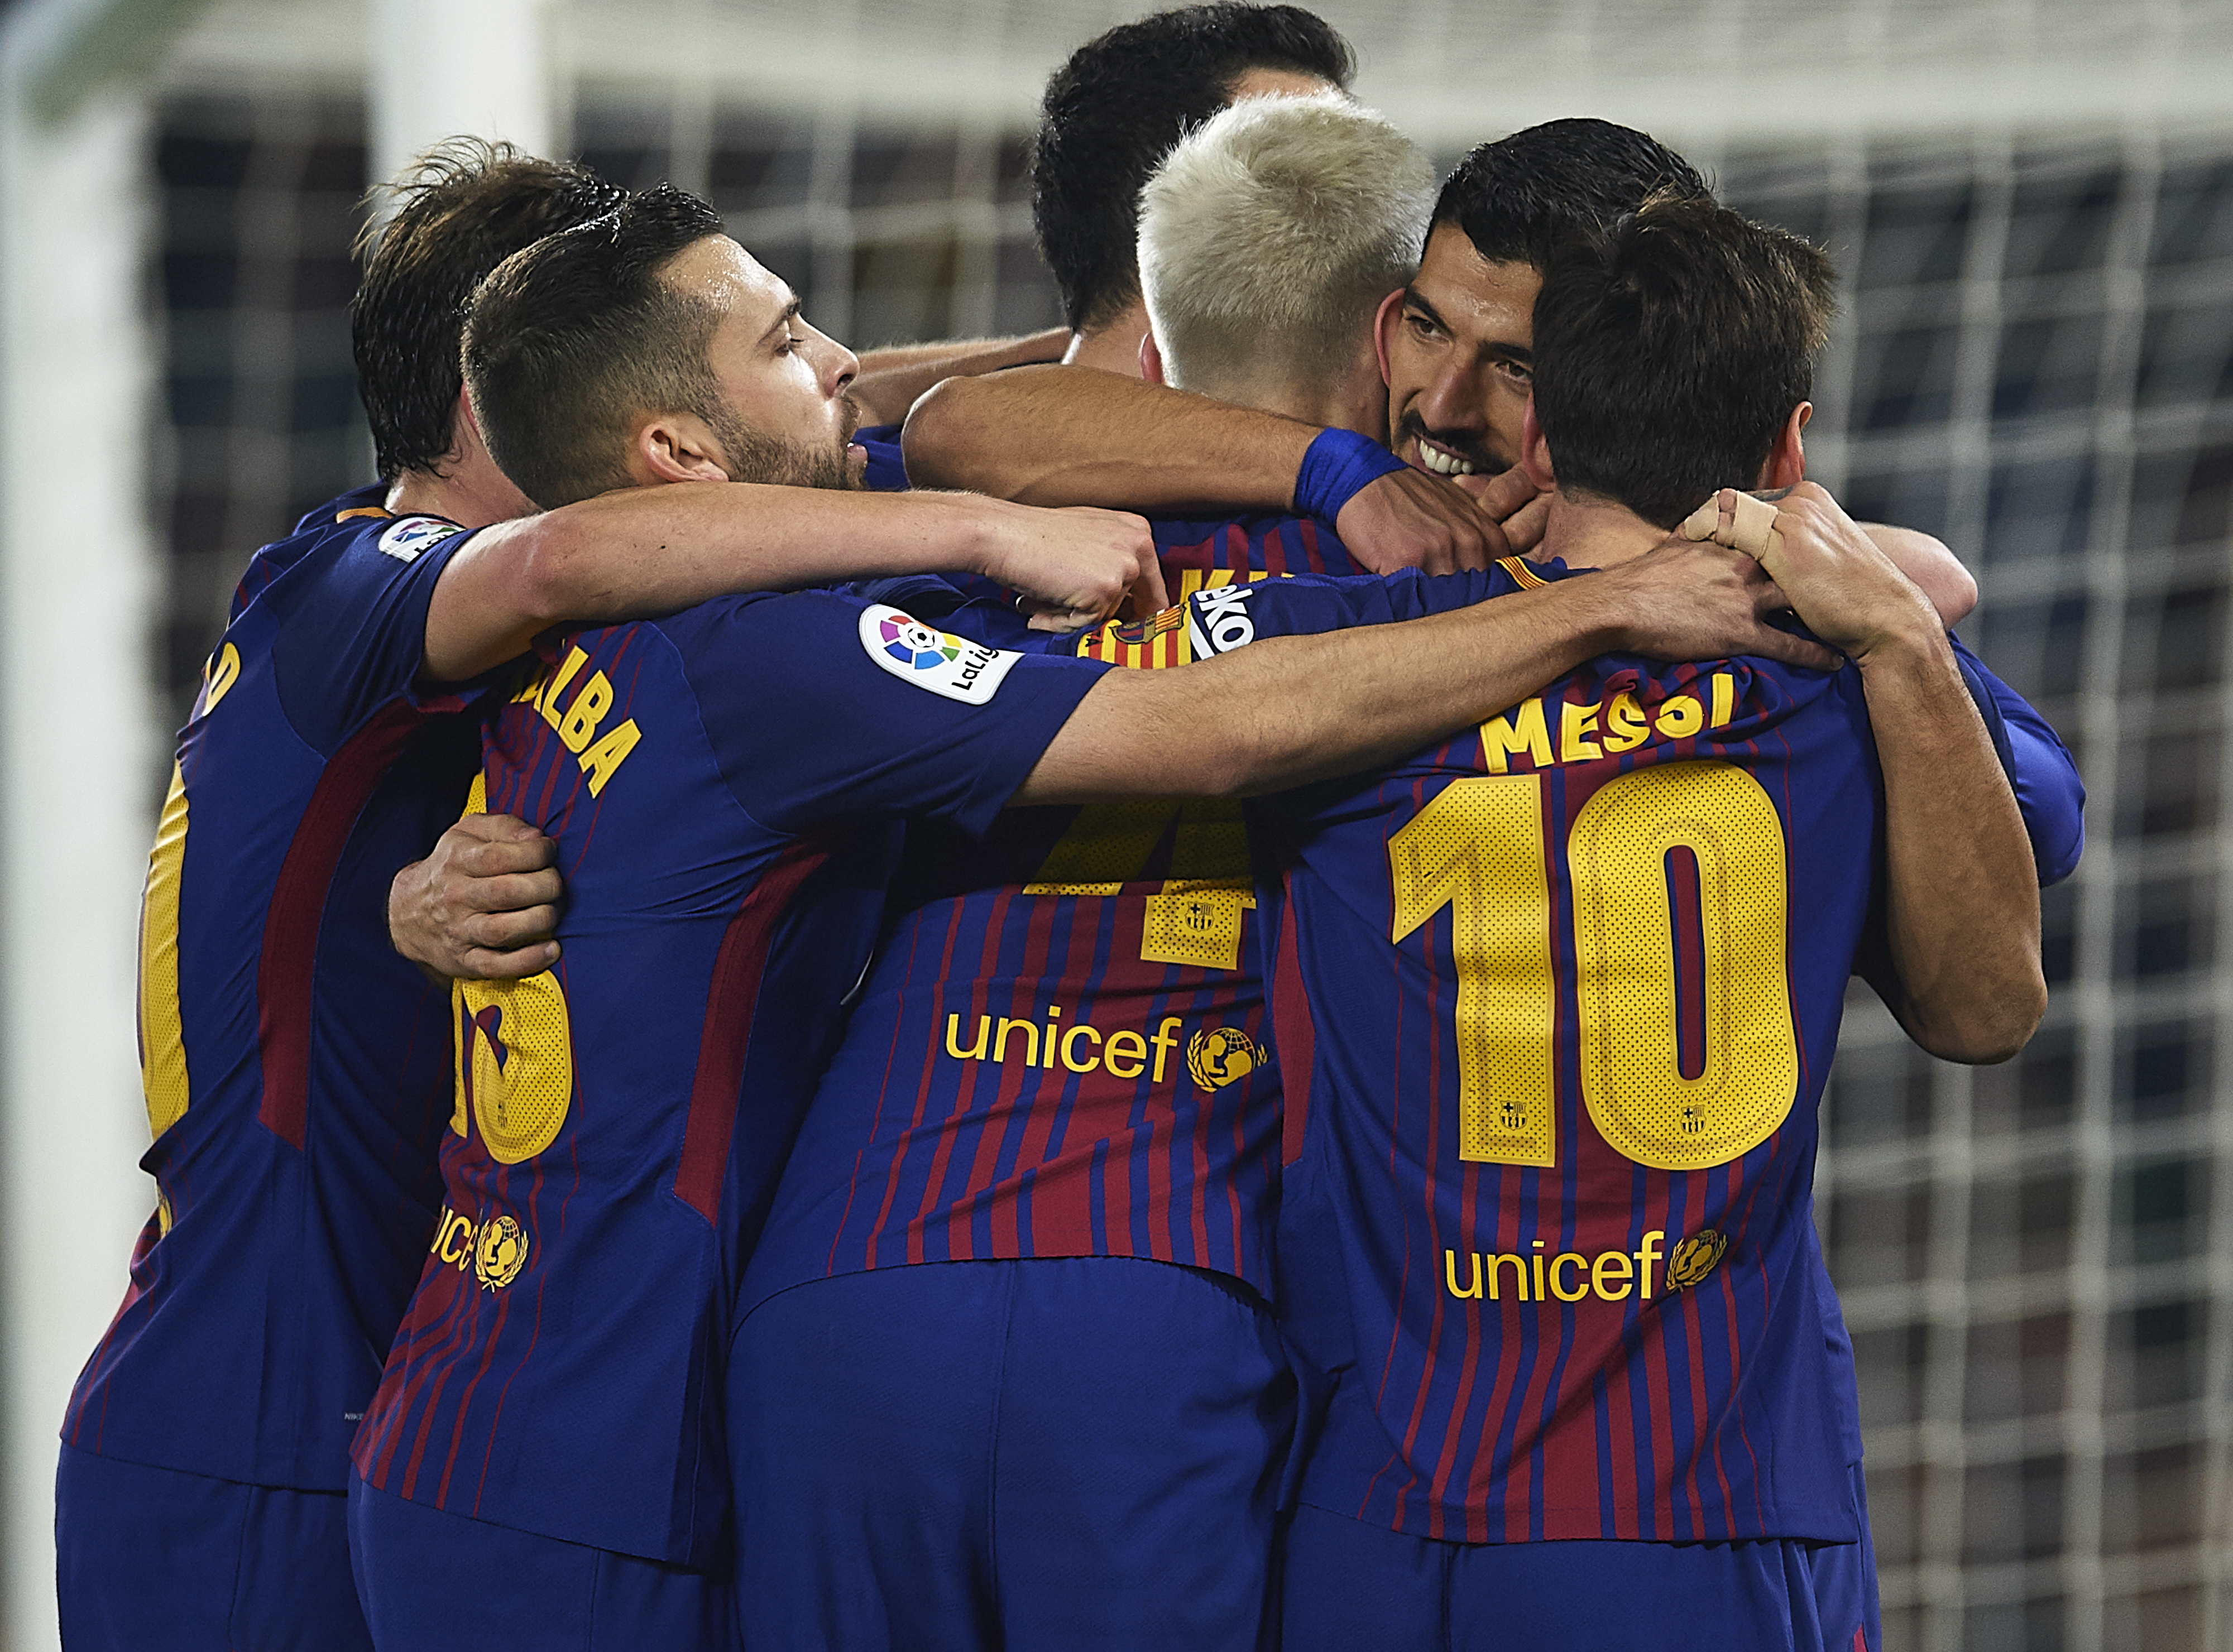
[983,904,1062,1259]
[257,697,449,1147]
[957,890,1103,1261]
[837,909,941,1269]
[674,838,834,1221]
[926,890,1058,1258]
[1643,1176,1680,1538]
[1668,847,1707,1078]
[861,899,979,1267]
[1272,875,1314,1166]
[1604,1299,1640,1535]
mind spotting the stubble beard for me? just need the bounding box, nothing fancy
[710,392,863,491]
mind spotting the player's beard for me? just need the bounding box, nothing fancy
[707,392,864,491]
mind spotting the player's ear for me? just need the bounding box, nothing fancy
[630,412,731,486]
[1139,330,1166,386]
[1372,287,1403,387]
[1518,394,1556,492]
[1762,402,1810,489]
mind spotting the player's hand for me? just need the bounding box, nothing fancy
[1334,467,1515,575]
[1692,482,1942,665]
[975,500,1166,632]
[1451,466,1550,555]
[389,814,563,982]
[1599,534,1843,673]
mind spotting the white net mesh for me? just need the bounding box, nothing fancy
[146,8,2233,1647]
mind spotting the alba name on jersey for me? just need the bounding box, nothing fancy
[1209,563,1890,1547]
[65,486,481,1490]
[351,582,1108,1566]
[742,513,1356,1312]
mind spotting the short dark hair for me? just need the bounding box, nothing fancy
[1430,118,1708,272]
[462,184,731,510]
[353,138,625,482]
[1032,3,1354,333]
[1531,193,1838,528]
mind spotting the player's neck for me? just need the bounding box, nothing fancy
[1205,352,1384,438]
[1192,377,1379,438]
[1534,488,1669,569]
[385,431,537,530]
[1063,301,1152,376]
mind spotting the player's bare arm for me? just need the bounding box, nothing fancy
[421,482,1163,682]
[1855,522,1977,626]
[395,535,1833,979]
[903,366,1526,575]
[850,326,1072,425]
[1013,536,1839,805]
[1699,482,2045,1062]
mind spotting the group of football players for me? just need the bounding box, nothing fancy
[54,5,2086,1650]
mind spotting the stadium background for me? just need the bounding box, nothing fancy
[1,0,2229,1646]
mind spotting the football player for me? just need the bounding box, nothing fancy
[347,183,1836,1650]
[1221,195,2048,1652]
[53,141,1157,1652]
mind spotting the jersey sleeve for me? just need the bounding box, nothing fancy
[667,588,1111,837]
[1951,632,2085,886]
[263,518,477,756]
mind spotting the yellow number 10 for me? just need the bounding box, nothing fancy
[1389,762,1798,1173]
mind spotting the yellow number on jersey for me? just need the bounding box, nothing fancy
[1387,761,1797,1173]
[455,971,575,1164]
[1569,763,1796,1170]
[441,772,576,1163]
[136,643,244,1141]
[1388,776,1555,1166]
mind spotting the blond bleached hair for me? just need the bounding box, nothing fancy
[1138,91,1435,398]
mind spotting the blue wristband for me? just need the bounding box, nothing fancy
[1292,427,1408,523]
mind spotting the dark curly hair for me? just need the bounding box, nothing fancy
[352,138,625,481]
[1032,4,1354,333]
[1430,118,1709,272]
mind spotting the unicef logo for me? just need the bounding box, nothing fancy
[1186,1027,1262,1091]
[473,1214,530,1291]
[880,616,961,671]
[1664,1229,1727,1291]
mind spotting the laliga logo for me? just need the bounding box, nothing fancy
[880,616,963,671]
[1186,1027,1261,1091]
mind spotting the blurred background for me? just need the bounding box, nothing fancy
[1,1,2229,1647]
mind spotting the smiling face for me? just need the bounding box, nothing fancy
[1378,220,1540,478]
[663,234,866,489]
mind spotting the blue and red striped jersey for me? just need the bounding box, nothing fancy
[1190,561,1889,1545]
[741,513,1358,1311]
[66,485,482,1491]
[351,582,1108,1566]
